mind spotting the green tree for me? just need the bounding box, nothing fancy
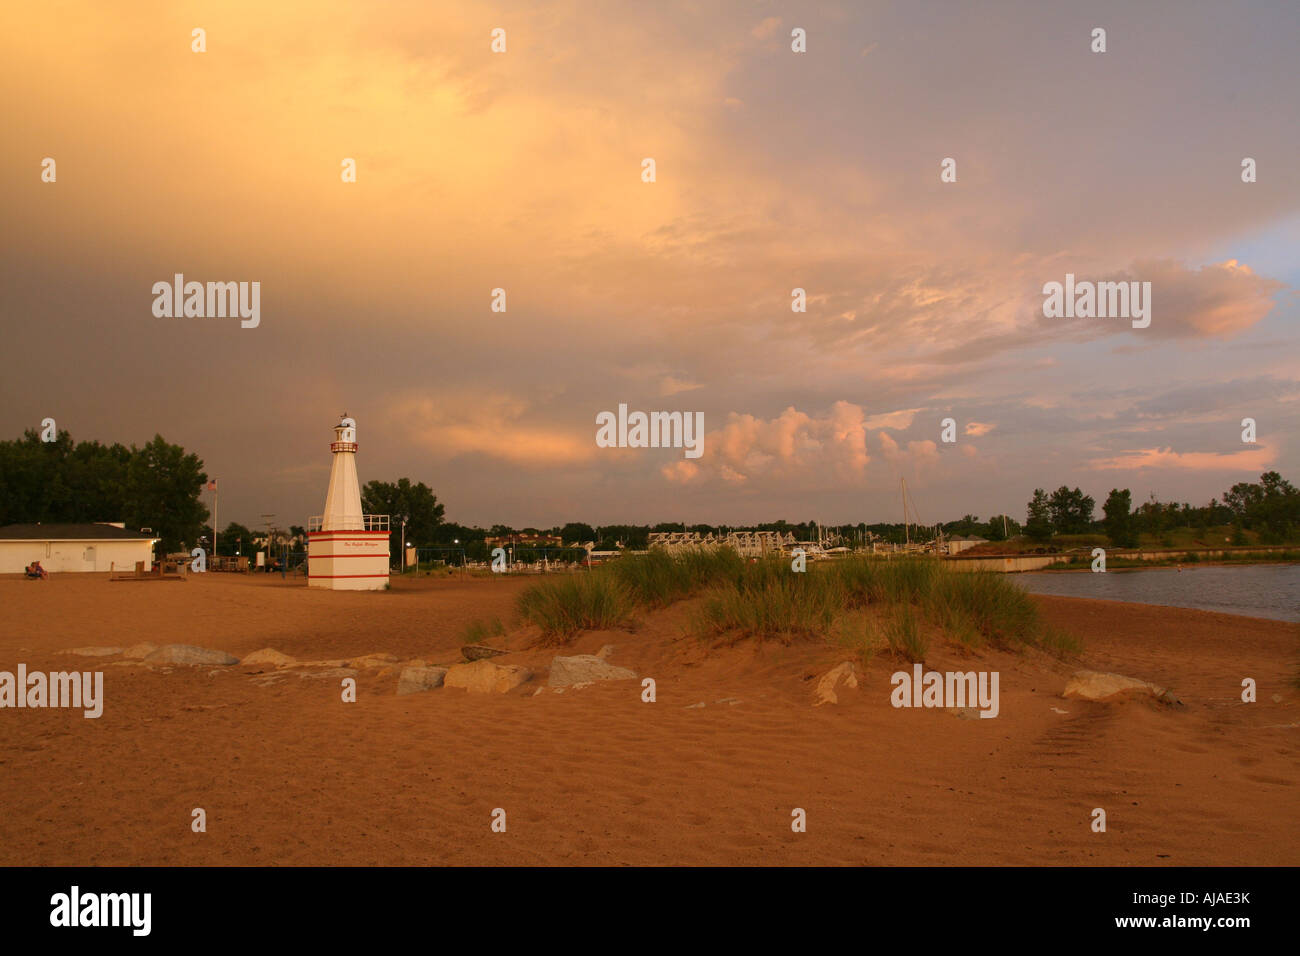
[222,522,256,555]
[558,522,596,545]
[1224,471,1299,543]
[1048,486,1095,534]
[1102,488,1137,548]
[361,478,446,559]
[123,435,209,553]
[983,515,1019,541]
[0,429,206,553]
[1025,489,1053,542]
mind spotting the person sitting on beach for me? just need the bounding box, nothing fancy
[25,561,48,579]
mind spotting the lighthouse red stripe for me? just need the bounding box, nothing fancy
[307,573,391,579]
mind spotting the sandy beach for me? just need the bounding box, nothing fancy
[0,572,1295,866]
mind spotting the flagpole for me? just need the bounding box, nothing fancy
[213,481,218,558]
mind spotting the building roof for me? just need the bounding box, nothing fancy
[0,523,158,541]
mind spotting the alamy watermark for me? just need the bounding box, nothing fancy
[50,886,150,936]
[152,274,260,328]
[1042,273,1150,329]
[0,665,103,718]
[595,404,704,459]
[891,664,999,718]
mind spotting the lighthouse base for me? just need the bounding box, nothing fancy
[307,530,391,590]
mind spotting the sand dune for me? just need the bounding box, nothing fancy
[0,573,1295,865]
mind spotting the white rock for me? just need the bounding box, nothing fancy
[814,661,859,706]
[1063,670,1172,703]
[61,646,123,657]
[548,654,638,688]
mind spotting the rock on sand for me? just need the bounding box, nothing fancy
[444,660,532,694]
[1063,670,1179,705]
[461,644,508,662]
[60,646,123,657]
[241,648,297,667]
[348,653,399,669]
[144,644,239,666]
[814,661,859,706]
[397,666,449,696]
[547,654,638,688]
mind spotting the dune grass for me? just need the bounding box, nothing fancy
[517,549,1073,655]
[605,546,746,607]
[515,572,636,644]
[517,547,744,642]
[881,603,929,662]
[691,555,1063,655]
[691,556,841,643]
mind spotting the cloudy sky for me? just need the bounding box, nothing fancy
[3,0,1297,529]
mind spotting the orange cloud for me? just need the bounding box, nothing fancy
[390,392,594,467]
[1087,446,1276,472]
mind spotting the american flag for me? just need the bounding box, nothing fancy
[206,479,217,491]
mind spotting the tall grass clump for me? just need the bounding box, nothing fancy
[692,556,842,643]
[925,571,1041,648]
[830,556,941,607]
[882,604,929,662]
[516,573,634,644]
[607,547,746,607]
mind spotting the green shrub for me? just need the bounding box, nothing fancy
[516,573,635,644]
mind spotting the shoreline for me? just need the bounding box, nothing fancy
[1024,559,1300,574]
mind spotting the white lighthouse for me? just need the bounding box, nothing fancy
[306,414,390,590]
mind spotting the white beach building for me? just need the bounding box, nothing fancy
[0,523,159,573]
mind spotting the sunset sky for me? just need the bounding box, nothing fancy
[3,1,1297,529]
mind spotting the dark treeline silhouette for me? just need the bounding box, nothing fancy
[0,428,208,555]
[1025,472,1298,546]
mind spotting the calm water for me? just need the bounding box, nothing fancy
[1013,563,1300,623]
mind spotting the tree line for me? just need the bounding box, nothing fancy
[5,429,1294,562]
[1024,472,1298,547]
[0,428,208,555]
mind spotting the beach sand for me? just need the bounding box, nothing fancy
[0,573,1295,865]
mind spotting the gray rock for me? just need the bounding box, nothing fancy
[144,644,238,666]
[548,654,638,688]
[61,646,123,657]
[397,666,449,696]
[462,644,508,662]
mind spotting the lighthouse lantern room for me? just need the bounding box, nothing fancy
[306,415,390,590]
